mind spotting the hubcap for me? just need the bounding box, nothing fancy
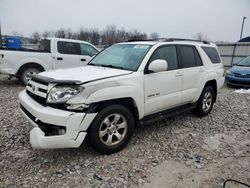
[202,91,212,112]
[99,113,127,146]
[25,71,38,83]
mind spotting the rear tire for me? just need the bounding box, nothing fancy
[193,86,215,117]
[88,104,134,154]
[19,67,42,85]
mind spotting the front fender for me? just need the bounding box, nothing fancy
[68,83,144,119]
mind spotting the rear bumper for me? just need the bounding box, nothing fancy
[225,75,250,87]
[217,77,225,89]
[18,90,97,149]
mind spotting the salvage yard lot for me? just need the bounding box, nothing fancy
[0,75,249,188]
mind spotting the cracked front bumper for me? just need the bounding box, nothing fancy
[18,90,97,149]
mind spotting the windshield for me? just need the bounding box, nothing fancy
[237,56,250,67]
[89,44,152,71]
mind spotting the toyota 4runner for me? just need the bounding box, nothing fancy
[19,38,225,154]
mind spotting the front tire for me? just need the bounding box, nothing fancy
[193,86,215,117]
[88,105,134,154]
[20,67,42,85]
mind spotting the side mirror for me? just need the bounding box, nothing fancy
[148,59,168,73]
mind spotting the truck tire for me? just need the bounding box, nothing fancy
[19,67,42,85]
[88,104,134,154]
[193,86,215,117]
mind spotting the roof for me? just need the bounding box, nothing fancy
[45,37,90,44]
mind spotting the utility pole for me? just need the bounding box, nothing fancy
[240,16,247,40]
[0,22,2,48]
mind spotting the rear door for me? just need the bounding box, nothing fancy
[54,41,81,69]
[177,45,204,103]
[79,43,99,65]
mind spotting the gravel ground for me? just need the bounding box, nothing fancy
[0,75,249,188]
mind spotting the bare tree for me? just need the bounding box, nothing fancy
[42,30,54,38]
[150,32,160,39]
[31,24,153,45]
[54,29,66,38]
[31,32,41,42]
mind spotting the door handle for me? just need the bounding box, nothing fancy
[199,68,205,73]
[175,71,183,77]
[57,57,63,61]
[0,54,4,58]
[81,58,86,62]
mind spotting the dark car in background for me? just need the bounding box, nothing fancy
[225,56,250,87]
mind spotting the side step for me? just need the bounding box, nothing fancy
[138,103,197,125]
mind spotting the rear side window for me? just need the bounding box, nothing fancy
[149,46,178,70]
[57,41,79,55]
[201,47,221,63]
[39,39,51,52]
[179,46,196,68]
[194,48,203,66]
[178,45,203,68]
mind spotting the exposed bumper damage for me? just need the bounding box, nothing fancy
[18,90,97,149]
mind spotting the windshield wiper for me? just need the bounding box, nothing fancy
[100,64,125,70]
[89,63,133,71]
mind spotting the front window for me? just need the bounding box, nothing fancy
[57,41,79,55]
[237,56,250,67]
[89,44,152,71]
[80,43,99,57]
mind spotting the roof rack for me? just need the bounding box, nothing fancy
[126,39,154,42]
[126,38,210,44]
[158,38,210,44]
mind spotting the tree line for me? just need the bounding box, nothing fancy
[31,25,160,45]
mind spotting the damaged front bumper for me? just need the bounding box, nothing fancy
[18,90,97,149]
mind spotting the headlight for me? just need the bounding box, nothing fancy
[47,86,83,104]
[226,70,232,75]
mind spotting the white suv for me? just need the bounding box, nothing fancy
[19,39,225,154]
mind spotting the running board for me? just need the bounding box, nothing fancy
[138,104,197,125]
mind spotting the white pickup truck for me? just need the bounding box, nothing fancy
[0,38,99,84]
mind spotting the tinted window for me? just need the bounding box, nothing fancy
[201,47,221,63]
[194,48,203,66]
[179,46,196,68]
[57,41,79,55]
[39,39,50,52]
[80,44,99,57]
[149,46,178,70]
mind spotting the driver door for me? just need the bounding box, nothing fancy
[144,45,183,116]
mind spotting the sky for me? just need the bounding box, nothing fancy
[0,0,250,42]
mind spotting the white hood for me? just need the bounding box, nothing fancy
[39,65,132,83]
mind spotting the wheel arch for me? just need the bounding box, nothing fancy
[203,79,217,102]
[85,97,139,125]
[16,62,45,77]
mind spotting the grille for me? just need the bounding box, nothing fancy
[234,72,250,78]
[26,79,48,105]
